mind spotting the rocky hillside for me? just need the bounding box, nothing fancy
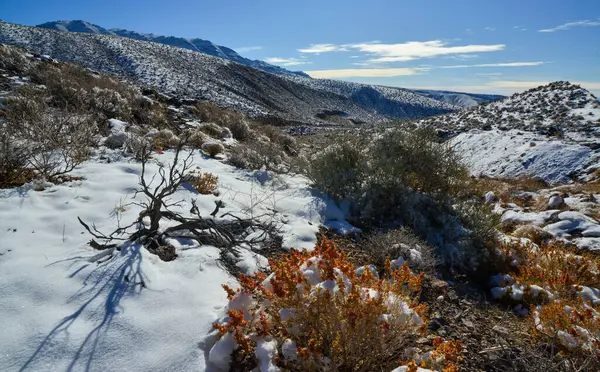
[37,20,310,78]
[0,21,457,125]
[419,81,600,133]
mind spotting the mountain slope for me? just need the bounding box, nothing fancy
[413,89,504,108]
[418,81,600,132]
[286,76,459,119]
[36,20,310,78]
[1,21,458,124]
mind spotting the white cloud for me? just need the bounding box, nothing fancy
[297,44,346,53]
[264,57,312,66]
[484,27,496,31]
[440,61,545,68]
[304,67,426,78]
[296,40,504,63]
[352,40,504,63]
[539,19,600,32]
[235,46,263,53]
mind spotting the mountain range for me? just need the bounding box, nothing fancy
[0,20,466,125]
[36,20,310,78]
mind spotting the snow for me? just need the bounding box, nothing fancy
[501,209,559,226]
[451,129,600,183]
[544,211,600,239]
[0,149,355,371]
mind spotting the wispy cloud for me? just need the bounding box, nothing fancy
[484,27,496,31]
[297,44,346,54]
[264,57,312,66]
[440,61,545,68]
[513,25,528,31]
[539,19,600,32]
[235,46,263,53]
[304,67,426,79]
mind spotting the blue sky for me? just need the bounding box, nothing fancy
[1,0,599,95]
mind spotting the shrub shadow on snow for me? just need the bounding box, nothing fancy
[19,243,145,372]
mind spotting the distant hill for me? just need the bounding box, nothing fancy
[417,81,600,133]
[413,89,504,108]
[36,20,310,78]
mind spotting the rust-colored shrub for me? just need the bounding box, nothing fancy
[188,171,218,195]
[210,238,449,371]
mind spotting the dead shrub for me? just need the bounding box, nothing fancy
[0,44,31,75]
[5,87,97,180]
[512,225,553,246]
[184,129,211,148]
[257,125,297,154]
[360,228,437,275]
[228,141,289,172]
[0,128,35,188]
[198,122,224,137]
[210,238,442,371]
[226,119,252,141]
[202,142,225,158]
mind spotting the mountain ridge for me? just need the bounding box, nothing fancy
[1,20,458,125]
[36,20,310,78]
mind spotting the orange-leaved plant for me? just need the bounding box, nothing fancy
[212,237,443,371]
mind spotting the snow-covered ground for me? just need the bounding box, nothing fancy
[0,150,353,371]
[451,129,600,184]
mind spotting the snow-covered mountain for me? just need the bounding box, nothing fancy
[36,20,310,78]
[286,76,460,119]
[418,81,600,133]
[413,89,504,108]
[0,20,457,124]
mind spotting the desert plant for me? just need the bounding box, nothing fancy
[5,88,97,181]
[0,128,35,188]
[0,44,31,74]
[188,171,219,195]
[210,237,438,371]
[360,228,437,275]
[202,142,225,158]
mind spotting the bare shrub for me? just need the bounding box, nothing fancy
[257,125,297,154]
[202,142,225,157]
[198,122,224,137]
[0,44,31,75]
[361,228,437,274]
[228,141,288,172]
[5,87,97,180]
[226,119,252,141]
[184,128,211,148]
[512,225,553,246]
[0,127,35,188]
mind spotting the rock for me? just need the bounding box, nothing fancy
[484,191,497,204]
[547,194,565,209]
